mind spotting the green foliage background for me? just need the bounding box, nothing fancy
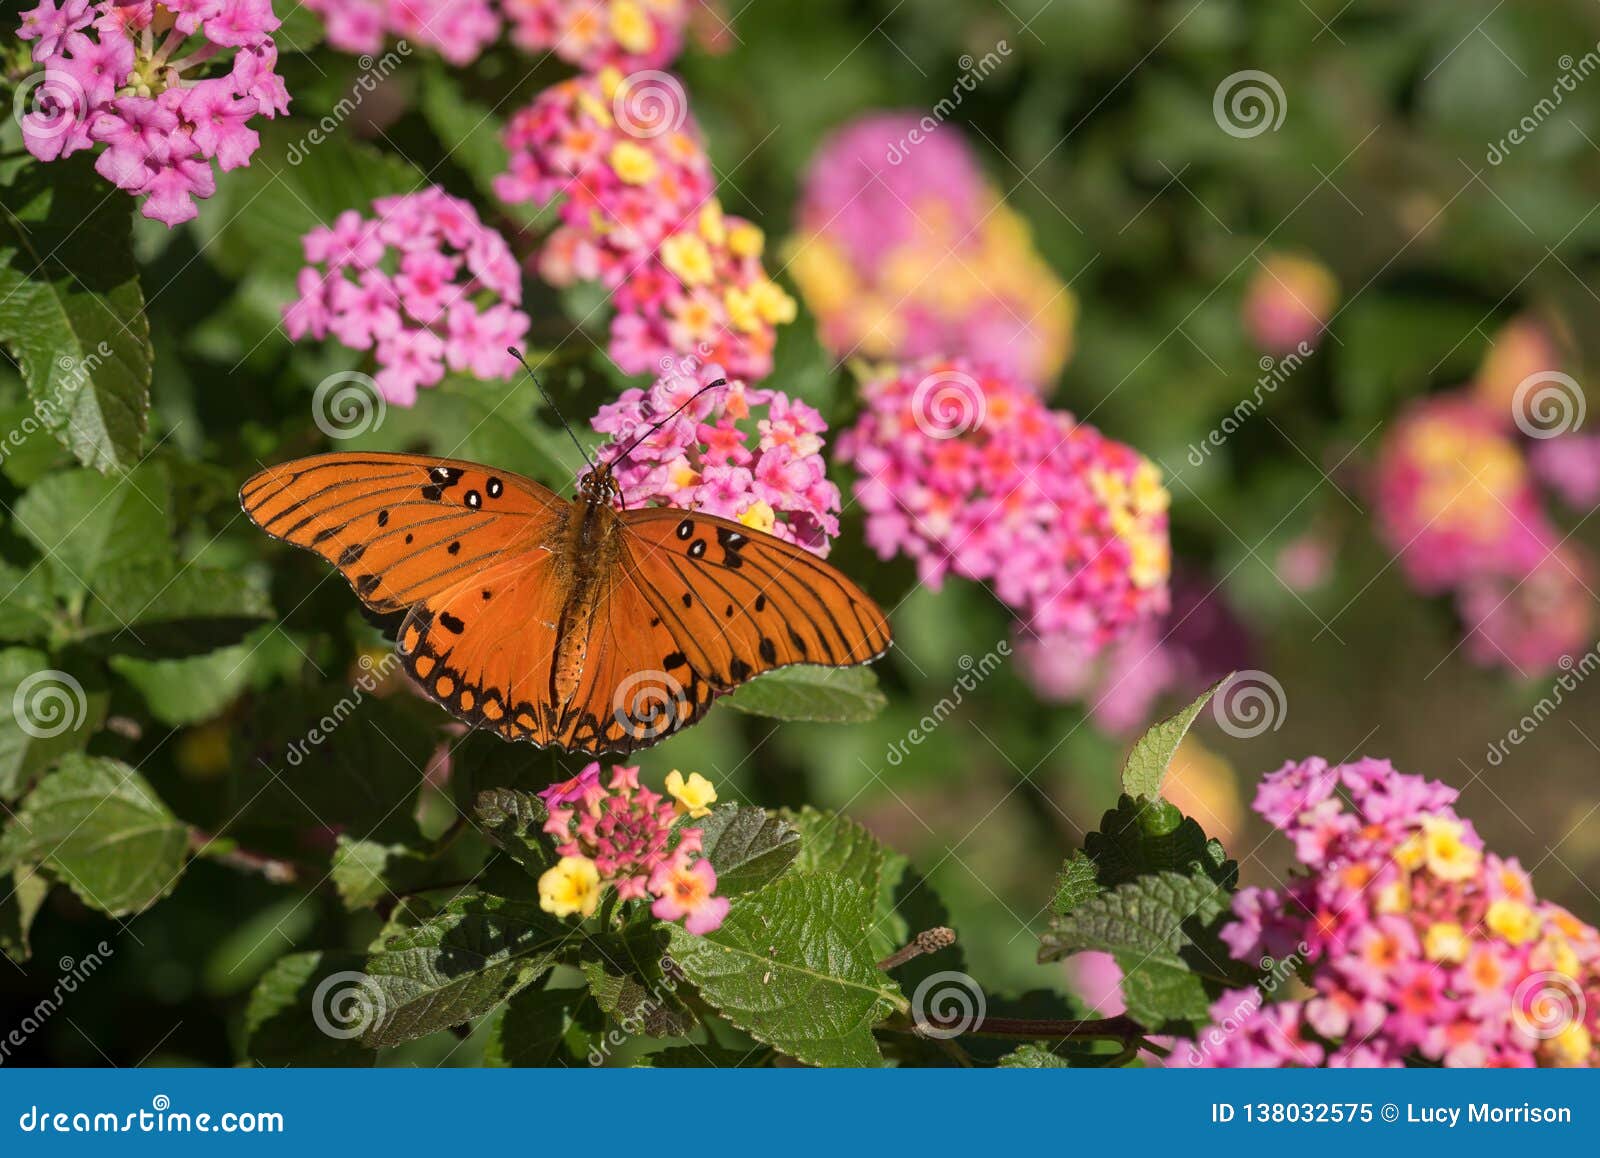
[4,0,1600,1065]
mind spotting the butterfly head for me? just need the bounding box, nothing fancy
[578,462,623,507]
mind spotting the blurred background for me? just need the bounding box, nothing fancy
[5,0,1600,1064]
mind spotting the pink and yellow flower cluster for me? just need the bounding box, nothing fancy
[17,0,289,226]
[786,113,1076,391]
[300,0,499,65]
[1171,756,1599,1067]
[836,359,1170,644]
[502,0,693,70]
[282,188,530,406]
[537,763,728,935]
[588,354,842,555]
[497,69,795,381]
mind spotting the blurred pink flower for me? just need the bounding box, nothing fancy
[1458,548,1595,675]
[503,0,693,70]
[302,0,500,64]
[837,359,1169,645]
[16,0,287,226]
[1529,432,1600,509]
[1242,252,1338,354]
[282,188,529,405]
[1472,314,1564,425]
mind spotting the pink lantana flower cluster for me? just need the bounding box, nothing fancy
[16,0,289,226]
[588,355,842,555]
[536,763,729,935]
[786,113,1076,390]
[299,0,499,65]
[1241,252,1339,354]
[836,359,1170,645]
[282,188,530,406]
[1170,757,1600,1068]
[497,70,794,381]
[1372,388,1592,673]
[502,0,692,70]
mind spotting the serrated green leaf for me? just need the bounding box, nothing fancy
[783,805,887,897]
[484,985,592,1067]
[13,467,170,595]
[695,804,800,895]
[1038,871,1245,1030]
[0,156,151,471]
[724,665,887,724]
[331,836,432,911]
[0,754,188,916]
[670,872,904,1067]
[1051,794,1237,918]
[0,864,49,962]
[243,951,377,1067]
[998,1043,1072,1068]
[580,920,696,1039]
[1120,677,1227,800]
[362,892,569,1046]
[0,648,104,800]
[474,788,552,876]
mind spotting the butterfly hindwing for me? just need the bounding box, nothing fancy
[240,452,562,613]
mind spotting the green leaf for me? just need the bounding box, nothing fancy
[474,788,552,876]
[0,864,49,962]
[419,64,511,206]
[0,754,188,916]
[1037,871,1244,1030]
[0,562,57,644]
[636,1043,766,1067]
[998,1043,1072,1068]
[82,561,272,657]
[1120,677,1226,800]
[13,466,170,595]
[362,892,570,1046]
[724,665,887,723]
[331,836,432,911]
[580,920,697,1039]
[0,156,151,471]
[1051,794,1238,917]
[243,951,378,1067]
[670,872,904,1067]
[694,804,800,895]
[107,626,297,727]
[0,648,103,800]
[484,985,593,1067]
[783,805,887,897]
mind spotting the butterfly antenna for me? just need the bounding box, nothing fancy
[508,347,598,475]
[610,377,729,475]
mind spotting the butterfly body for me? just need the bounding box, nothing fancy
[241,452,890,754]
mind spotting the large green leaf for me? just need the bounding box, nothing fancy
[483,985,595,1067]
[474,788,553,876]
[0,648,103,800]
[694,804,800,896]
[361,892,571,1047]
[0,754,188,916]
[0,562,58,644]
[579,920,696,1039]
[724,665,887,723]
[0,156,151,471]
[670,872,904,1067]
[783,805,887,897]
[243,951,378,1067]
[12,466,170,596]
[81,560,272,657]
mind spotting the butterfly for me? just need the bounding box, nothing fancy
[239,449,892,755]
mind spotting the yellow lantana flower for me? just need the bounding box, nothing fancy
[1420,816,1481,882]
[609,141,658,185]
[665,770,717,819]
[1486,899,1539,945]
[538,855,601,919]
[661,232,714,285]
[1423,921,1469,964]
[739,500,776,533]
[609,0,656,54]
